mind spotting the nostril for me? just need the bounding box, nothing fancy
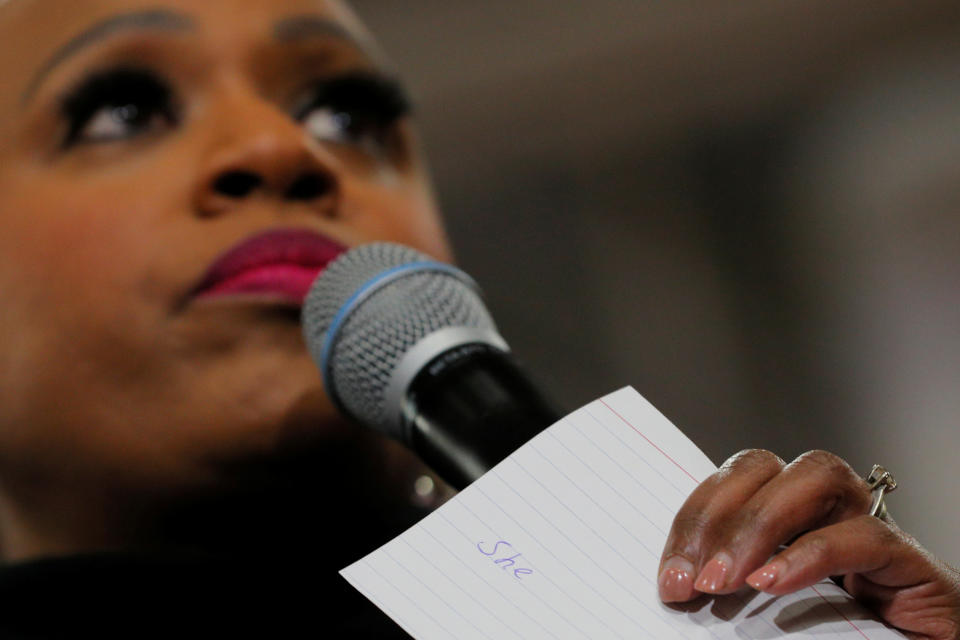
[285,173,332,201]
[213,171,263,198]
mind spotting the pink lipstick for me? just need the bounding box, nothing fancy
[190,229,346,305]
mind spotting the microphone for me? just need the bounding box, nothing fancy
[302,243,561,489]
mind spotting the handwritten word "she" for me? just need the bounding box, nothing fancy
[477,540,534,580]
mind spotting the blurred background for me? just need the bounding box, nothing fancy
[350,0,960,563]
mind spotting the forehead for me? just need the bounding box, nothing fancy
[0,0,375,112]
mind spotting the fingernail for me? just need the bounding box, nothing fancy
[695,552,733,593]
[658,556,696,602]
[746,560,785,591]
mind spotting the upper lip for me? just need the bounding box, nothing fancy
[187,227,347,301]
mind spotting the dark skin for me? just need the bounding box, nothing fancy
[659,449,960,639]
[0,0,958,636]
[0,0,449,560]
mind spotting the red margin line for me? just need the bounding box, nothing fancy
[810,585,871,639]
[599,399,701,485]
[602,396,872,638]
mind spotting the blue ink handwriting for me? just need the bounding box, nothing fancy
[477,540,535,580]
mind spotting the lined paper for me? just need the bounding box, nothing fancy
[342,387,906,639]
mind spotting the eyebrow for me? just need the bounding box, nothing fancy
[22,9,195,104]
[273,15,361,44]
[272,14,381,65]
[22,11,374,107]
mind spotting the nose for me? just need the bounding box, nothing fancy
[194,95,340,218]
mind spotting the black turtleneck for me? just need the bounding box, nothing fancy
[0,549,411,639]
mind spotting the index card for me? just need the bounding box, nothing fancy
[341,387,907,639]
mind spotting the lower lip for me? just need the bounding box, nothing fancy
[195,264,323,304]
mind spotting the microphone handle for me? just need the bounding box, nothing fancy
[402,343,562,490]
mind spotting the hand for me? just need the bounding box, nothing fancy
[657,449,960,640]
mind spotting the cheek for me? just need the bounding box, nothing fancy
[0,171,177,461]
[0,174,167,310]
[344,177,452,262]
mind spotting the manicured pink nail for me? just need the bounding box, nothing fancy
[746,560,785,591]
[658,556,696,602]
[695,552,733,593]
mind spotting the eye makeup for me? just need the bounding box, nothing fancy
[293,71,413,153]
[58,65,179,147]
[54,64,412,157]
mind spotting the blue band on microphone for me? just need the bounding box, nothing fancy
[319,261,478,398]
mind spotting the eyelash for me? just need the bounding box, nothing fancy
[58,67,412,153]
[60,67,179,147]
[294,72,412,152]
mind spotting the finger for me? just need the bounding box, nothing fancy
[844,571,960,640]
[745,515,938,595]
[746,517,960,640]
[658,449,784,602]
[692,450,871,595]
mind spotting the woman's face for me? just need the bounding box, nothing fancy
[0,0,450,512]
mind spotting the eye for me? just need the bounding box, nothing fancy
[60,67,179,147]
[294,72,411,154]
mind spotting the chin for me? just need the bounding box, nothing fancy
[217,379,352,454]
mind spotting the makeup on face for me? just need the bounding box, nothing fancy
[17,6,411,166]
[0,1,447,526]
[188,228,348,305]
[55,63,410,154]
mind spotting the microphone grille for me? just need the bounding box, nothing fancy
[302,243,502,437]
